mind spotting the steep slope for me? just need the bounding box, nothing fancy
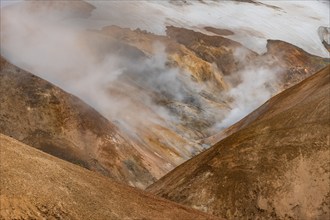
[165,27,329,91]
[100,25,329,147]
[0,134,219,220]
[204,39,330,144]
[148,66,330,219]
[1,0,329,188]
[0,56,157,188]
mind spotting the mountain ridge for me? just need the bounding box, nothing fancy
[148,65,330,219]
[0,133,219,220]
[0,55,158,188]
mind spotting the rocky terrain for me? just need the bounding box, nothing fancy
[1,0,329,189]
[1,1,329,219]
[148,66,330,219]
[0,133,219,220]
[99,24,330,155]
[0,56,157,188]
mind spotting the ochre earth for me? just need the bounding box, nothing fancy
[148,66,330,219]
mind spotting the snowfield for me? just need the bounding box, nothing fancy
[86,0,330,58]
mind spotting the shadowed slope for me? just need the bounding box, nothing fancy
[148,66,330,219]
[0,134,219,220]
[0,56,156,188]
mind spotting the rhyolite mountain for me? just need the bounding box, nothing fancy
[1,0,329,189]
[100,25,329,147]
[1,1,329,219]
[0,56,157,188]
[0,133,219,220]
[148,66,330,219]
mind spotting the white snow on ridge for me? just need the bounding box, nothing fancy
[87,0,330,58]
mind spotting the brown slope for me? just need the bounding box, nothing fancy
[2,0,329,190]
[97,25,330,181]
[0,56,156,188]
[202,38,330,145]
[100,25,329,150]
[265,40,330,89]
[166,26,254,76]
[166,26,329,90]
[148,66,330,219]
[0,134,219,220]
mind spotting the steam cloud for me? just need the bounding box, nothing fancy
[0,2,202,137]
[1,1,284,151]
[215,66,281,130]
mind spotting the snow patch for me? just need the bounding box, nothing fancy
[86,0,329,58]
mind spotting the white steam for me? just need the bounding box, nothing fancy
[0,2,201,140]
[0,0,305,157]
[216,65,281,130]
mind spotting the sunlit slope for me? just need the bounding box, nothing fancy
[1,0,329,189]
[0,134,219,220]
[148,66,330,219]
[100,25,329,147]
